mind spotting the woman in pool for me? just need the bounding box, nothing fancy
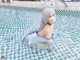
[22,8,56,51]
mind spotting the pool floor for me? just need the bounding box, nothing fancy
[0,7,80,60]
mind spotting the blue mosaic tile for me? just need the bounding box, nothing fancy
[0,7,80,60]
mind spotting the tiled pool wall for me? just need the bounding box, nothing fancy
[0,5,80,14]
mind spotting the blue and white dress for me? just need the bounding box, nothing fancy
[22,31,53,49]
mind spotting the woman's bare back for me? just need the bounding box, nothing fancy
[39,24,53,39]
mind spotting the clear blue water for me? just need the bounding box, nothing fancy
[0,7,80,60]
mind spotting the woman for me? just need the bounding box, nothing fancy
[22,8,56,51]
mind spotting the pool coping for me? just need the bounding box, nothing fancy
[0,1,80,12]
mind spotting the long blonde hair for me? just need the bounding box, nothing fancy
[39,8,55,31]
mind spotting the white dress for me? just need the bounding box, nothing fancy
[22,31,53,50]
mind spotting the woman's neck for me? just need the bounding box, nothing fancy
[47,23,52,25]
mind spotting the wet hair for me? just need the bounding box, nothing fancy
[39,8,56,31]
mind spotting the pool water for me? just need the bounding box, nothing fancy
[0,7,80,60]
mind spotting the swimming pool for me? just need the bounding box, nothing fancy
[0,6,80,60]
